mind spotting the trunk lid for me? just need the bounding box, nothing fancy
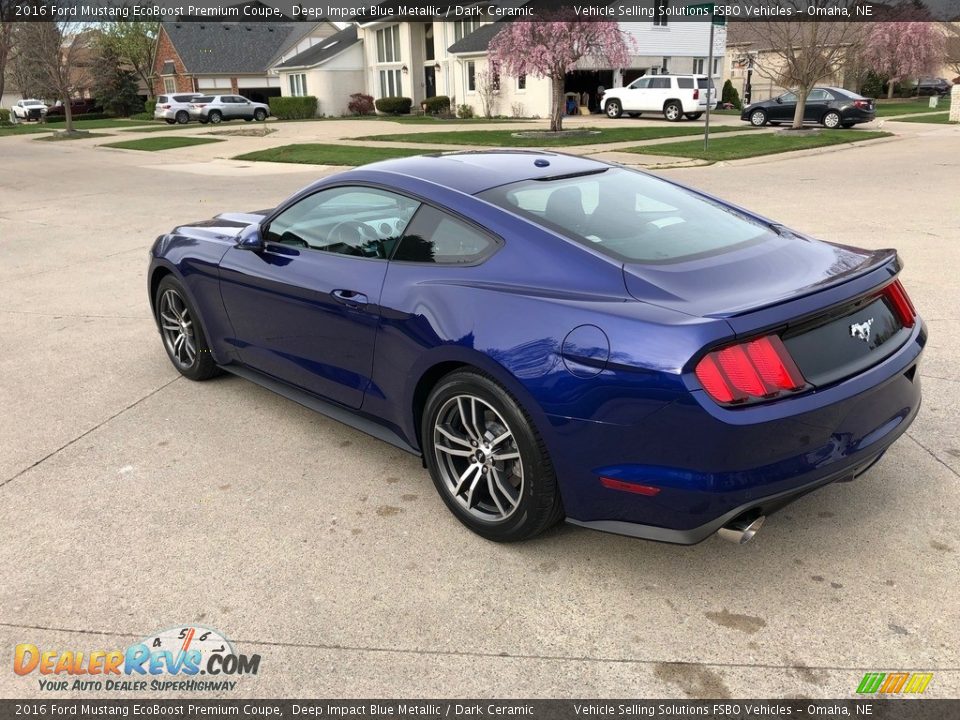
[622,230,897,319]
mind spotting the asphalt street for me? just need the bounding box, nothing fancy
[0,118,958,699]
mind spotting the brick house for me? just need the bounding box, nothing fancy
[151,20,338,102]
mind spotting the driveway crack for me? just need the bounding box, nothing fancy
[906,432,960,480]
[0,376,180,490]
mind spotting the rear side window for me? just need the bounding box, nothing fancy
[393,206,497,264]
[478,168,770,264]
[650,78,671,89]
[194,96,215,103]
[697,78,715,89]
[173,94,196,102]
[677,78,694,89]
[157,95,169,103]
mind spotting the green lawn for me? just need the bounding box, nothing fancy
[894,112,956,124]
[874,99,951,117]
[624,130,892,162]
[353,124,754,147]
[1,118,162,137]
[102,136,225,151]
[234,144,446,166]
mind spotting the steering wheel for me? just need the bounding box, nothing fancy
[328,221,370,249]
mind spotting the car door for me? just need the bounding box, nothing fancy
[621,77,650,111]
[236,96,254,119]
[218,185,421,408]
[804,88,831,122]
[770,91,797,121]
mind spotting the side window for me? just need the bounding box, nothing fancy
[807,89,830,101]
[393,206,497,265]
[264,186,420,259]
[780,92,798,103]
[630,78,650,90]
[650,78,671,89]
[677,78,694,89]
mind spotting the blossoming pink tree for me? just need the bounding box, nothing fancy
[865,22,945,99]
[488,17,632,132]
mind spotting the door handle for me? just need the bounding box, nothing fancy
[331,289,368,309]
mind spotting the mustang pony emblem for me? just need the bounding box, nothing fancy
[850,318,874,343]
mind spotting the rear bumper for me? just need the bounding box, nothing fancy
[552,322,925,543]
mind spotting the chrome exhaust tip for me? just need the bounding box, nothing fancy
[717,515,765,544]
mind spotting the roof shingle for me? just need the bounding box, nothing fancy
[162,21,304,74]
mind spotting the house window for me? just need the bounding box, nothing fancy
[661,57,671,73]
[288,73,307,97]
[713,57,720,76]
[379,69,402,97]
[466,61,476,93]
[693,58,705,74]
[163,77,176,93]
[454,20,480,42]
[376,24,401,63]
[654,0,669,26]
[517,73,526,91]
[424,22,434,61]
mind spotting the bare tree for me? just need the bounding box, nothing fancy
[98,20,158,99]
[14,20,94,132]
[475,68,500,119]
[749,1,866,129]
[0,0,15,103]
[941,22,960,78]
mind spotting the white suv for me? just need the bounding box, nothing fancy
[602,75,717,122]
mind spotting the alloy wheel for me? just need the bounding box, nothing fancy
[159,289,197,369]
[751,110,766,126]
[665,103,681,121]
[433,394,524,522]
[824,112,841,128]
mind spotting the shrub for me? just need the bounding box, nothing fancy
[375,96,412,115]
[721,79,742,110]
[457,103,474,119]
[510,102,525,118]
[348,93,375,115]
[145,99,157,115]
[45,113,109,123]
[269,96,318,120]
[422,95,451,115]
[0,108,9,122]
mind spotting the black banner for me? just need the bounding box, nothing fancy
[2,700,960,720]
[5,0,960,24]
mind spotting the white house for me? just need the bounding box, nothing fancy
[273,25,365,116]
[270,0,727,118]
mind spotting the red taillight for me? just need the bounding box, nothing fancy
[693,88,700,100]
[883,279,916,328]
[159,104,170,109]
[599,477,661,496]
[695,334,805,405]
[854,99,871,109]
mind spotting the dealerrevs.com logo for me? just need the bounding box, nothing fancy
[13,625,261,693]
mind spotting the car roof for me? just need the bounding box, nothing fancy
[355,151,614,195]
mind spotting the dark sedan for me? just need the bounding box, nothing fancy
[742,87,875,129]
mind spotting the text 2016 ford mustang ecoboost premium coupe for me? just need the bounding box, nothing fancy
[148,151,924,545]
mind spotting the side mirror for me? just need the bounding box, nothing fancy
[775,97,782,104]
[237,224,265,252]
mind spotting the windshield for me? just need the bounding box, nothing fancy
[478,168,771,263]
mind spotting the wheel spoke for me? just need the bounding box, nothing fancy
[489,429,512,449]
[456,398,480,441]
[436,444,474,458]
[492,450,520,462]
[491,467,519,511]
[437,425,472,448]
[453,464,480,496]
[470,397,486,440]
[464,469,483,509]
[183,336,196,363]
[486,472,507,517]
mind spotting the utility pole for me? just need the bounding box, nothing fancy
[704,7,715,152]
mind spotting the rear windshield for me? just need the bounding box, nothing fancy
[477,168,769,263]
[697,78,715,89]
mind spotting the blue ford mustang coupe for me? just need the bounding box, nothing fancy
[148,151,924,544]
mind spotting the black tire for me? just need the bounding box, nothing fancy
[254,109,267,121]
[749,109,768,126]
[208,111,222,124]
[769,121,781,126]
[684,112,703,120]
[175,111,189,124]
[422,370,563,542]
[154,276,222,381]
[165,119,176,125]
[605,99,622,119]
[244,118,253,122]
[822,110,842,129]
[663,101,683,122]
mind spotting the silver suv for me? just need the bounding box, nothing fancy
[189,95,271,124]
[154,93,202,125]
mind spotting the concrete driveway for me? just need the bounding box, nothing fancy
[0,120,958,699]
